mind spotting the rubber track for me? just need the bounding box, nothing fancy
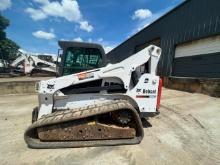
[24,100,144,149]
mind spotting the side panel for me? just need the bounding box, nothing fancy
[54,74,160,114]
[128,74,159,113]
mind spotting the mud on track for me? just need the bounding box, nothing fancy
[0,89,219,165]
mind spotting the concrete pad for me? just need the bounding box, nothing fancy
[0,89,220,165]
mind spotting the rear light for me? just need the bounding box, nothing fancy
[156,78,163,110]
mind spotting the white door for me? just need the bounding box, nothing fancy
[173,35,220,78]
[175,35,220,58]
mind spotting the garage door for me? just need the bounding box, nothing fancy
[173,35,220,78]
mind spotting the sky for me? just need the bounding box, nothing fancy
[0,0,183,55]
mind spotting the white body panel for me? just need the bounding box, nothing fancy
[37,45,161,119]
[53,74,159,113]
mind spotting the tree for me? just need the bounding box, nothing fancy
[0,15,9,40]
[0,14,19,61]
[0,38,19,61]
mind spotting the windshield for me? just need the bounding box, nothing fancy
[63,47,102,76]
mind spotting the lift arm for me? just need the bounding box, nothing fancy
[10,54,27,67]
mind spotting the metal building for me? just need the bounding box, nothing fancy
[107,0,220,79]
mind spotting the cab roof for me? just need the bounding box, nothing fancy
[58,41,105,55]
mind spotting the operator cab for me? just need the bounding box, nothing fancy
[57,41,106,76]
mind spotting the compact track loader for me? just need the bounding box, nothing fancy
[11,54,57,76]
[24,45,162,148]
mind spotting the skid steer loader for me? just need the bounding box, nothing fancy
[24,45,162,148]
[10,53,57,76]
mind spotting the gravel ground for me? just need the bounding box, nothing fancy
[0,88,219,165]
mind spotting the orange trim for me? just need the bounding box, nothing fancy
[77,73,87,80]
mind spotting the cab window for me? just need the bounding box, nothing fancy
[63,47,102,75]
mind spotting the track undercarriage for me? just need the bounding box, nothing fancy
[24,100,144,148]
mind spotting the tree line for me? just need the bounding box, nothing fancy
[0,14,19,62]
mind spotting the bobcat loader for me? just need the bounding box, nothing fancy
[10,53,57,76]
[24,45,162,148]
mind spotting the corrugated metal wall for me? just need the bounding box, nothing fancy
[107,0,220,77]
[173,53,220,78]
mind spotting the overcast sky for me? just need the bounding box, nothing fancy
[0,0,182,54]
